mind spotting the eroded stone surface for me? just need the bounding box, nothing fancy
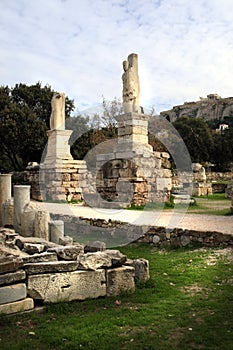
[106,266,135,296]
[0,283,27,304]
[84,241,106,253]
[0,297,34,315]
[0,270,26,287]
[47,245,84,260]
[78,252,112,270]
[23,243,45,255]
[22,252,58,264]
[34,210,50,241]
[0,257,23,274]
[15,236,57,250]
[24,261,78,275]
[27,269,106,302]
[105,250,127,267]
[126,258,150,282]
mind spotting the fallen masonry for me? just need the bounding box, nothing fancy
[0,227,149,315]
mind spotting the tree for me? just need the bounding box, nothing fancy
[173,116,214,163]
[0,82,75,171]
[211,127,233,171]
[70,97,120,160]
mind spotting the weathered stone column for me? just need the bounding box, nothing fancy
[34,210,50,241]
[49,220,64,244]
[0,174,12,227]
[2,199,14,228]
[13,185,30,234]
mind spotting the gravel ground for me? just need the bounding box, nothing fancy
[38,202,233,235]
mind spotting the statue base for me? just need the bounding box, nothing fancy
[42,129,73,165]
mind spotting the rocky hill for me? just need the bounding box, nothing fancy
[161,94,233,123]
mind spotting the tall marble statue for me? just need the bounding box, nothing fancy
[50,92,65,130]
[122,53,140,113]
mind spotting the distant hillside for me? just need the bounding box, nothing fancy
[160,94,233,124]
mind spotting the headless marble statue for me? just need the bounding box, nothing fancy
[50,92,65,130]
[122,53,140,113]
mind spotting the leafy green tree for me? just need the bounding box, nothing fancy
[211,127,233,171]
[0,82,75,171]
[173,116,214,163]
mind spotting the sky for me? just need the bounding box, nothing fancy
[1,0,233,114]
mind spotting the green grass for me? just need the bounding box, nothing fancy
[188,193,232,215]
[0,244,232,350]
[127,202,175,211]
[126,192,232,216]
[197,193,229,200]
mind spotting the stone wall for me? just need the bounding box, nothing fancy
[51,213,233,248]
[95,112,173,208]
[12,161,94,202]
[39,160,94,202]
[96,152,172,207]
[206,171,232,182]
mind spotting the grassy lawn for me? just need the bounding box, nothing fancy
[188,193,232,215]
[0,244,232,350]
[126,193,232,215]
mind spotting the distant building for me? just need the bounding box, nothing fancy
[216,123,229,133]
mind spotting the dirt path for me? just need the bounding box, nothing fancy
[38,202,233,235]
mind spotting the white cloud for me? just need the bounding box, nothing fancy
[0,0,233,114]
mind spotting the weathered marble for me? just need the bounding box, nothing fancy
[122,53,140,113]
[2,199,14,228]
[49,220,64,244]
[0,174,12,227]
[125,258,150,282]
[22,252,58,264]
[0,270,26,287]
[106,266,135,296]
[13,185,30,234]
[50,92,65,130]
[27,269,106,302]
[0,297,34,315]
[24,261,78,275]
[77,252,112,270]
[0,257,23,274]
[0,283,27,304]
[47,245,84,260]
[34,210,50,241]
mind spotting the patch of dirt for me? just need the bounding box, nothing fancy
[180,283,210,297]
[205,247,233,265]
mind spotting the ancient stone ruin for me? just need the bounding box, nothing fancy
[1,52,233,315]
[0,176,149,315]
[15,53,173,209]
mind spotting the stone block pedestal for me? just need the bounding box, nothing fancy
[43,129,73,165]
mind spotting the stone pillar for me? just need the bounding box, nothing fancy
[0,174,12,227]
[2,199,14,228]
[49,220,64,244]
[13,185,30,234]
[34,210,50,241]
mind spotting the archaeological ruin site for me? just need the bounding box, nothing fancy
[0,53,232,315]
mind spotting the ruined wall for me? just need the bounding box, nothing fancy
[13,161,94,202]
[206,171,232,182]
[51,213,233,248]
[96,151,172,207]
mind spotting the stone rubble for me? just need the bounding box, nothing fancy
[0,227,148,315]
